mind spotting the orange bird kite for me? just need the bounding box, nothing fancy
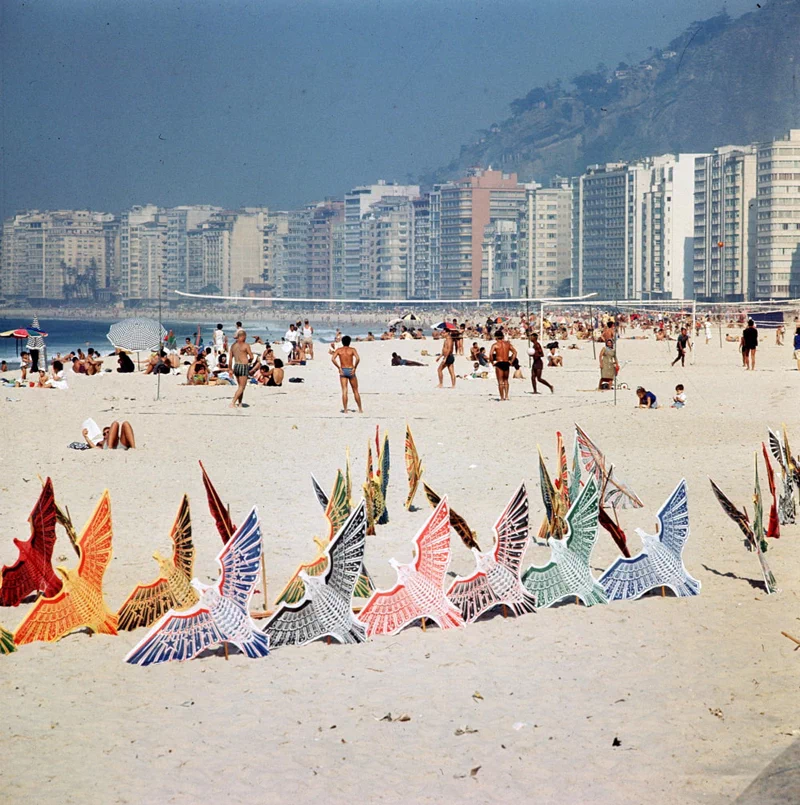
[14,491,117,645]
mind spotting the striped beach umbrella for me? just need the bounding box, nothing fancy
[107,318,167,352]
[26,316,46,350]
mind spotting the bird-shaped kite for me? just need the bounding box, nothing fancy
[364,428,390,534]
[537,445,569,544]
[265,502,368,647]
[447,483,536,622]
[275,470,373,604]
[423,483,480,551]
[768,428,796,525]
[125,507,270,665]
[199,460,235,543]
[709,476,777,595]
[14,491,117,644]
[404,424,424,510]
[0,477,61,606]
[117,495,198,631]
[600,479,700,600]
[311,474,329,509]
[761,443,780,538]
[522,476,608,608]
[0,625,15,655]
[358,496,465,636]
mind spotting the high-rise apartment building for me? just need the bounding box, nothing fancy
[519,178,573,298]
[1,210,113,301]
[693,145,758,301]
[410,195,432,300]
[481,219,519,298]
[756,129,800,299]
[308,200,345,299]
[361,195,415,299]
[437,169,525,299]
[343,181,419,299]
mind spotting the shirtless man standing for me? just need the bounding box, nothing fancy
[229,329,253,408]
[331,335,363,414]
[437,330,456,388]
[488,330,517,400]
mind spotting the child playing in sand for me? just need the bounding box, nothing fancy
[671,384,686,409]
[636,386,658,409]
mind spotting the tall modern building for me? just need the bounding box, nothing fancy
[1,210,113,301]
[162,206,221,293]
[361,195,415,299]
[342,181,419,299]
[756,129,800,299]
[693,145,758,301]
[519,178,573,298]
[410,195,432,299]
[308,200,345,299]
[436,169,525,299]
[481,219,519,298]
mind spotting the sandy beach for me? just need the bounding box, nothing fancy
[1,333,799,804]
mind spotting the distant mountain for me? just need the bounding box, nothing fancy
[426,0,800,184]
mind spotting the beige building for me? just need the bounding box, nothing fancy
[1,210,113,301]
[756,129,800,299]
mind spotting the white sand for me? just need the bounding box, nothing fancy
[1,334,799,804]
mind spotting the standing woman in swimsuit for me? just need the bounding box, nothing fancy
[488,330,517,401]
[528,332,554,394]
[229,329,253,408]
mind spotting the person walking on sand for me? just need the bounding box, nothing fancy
[488,330,517,401]
[528,332,553,394]
[671,327,691,367]
[331,335,363,414]
[229,329,253,408]
[741,318,758,371]
[437,330,456,388]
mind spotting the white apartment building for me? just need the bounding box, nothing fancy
[693,145,758,301]
[756,129,800,299]
[361,195,415,299]
[1,210,113,301]
[343,181,419,299]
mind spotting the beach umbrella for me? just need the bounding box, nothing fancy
[401,312,418,322]
[26,316,46,351]
[433,321,458,331]
[387,317,404,328]
[107,318,167,352]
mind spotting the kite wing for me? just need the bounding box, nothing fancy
[565,476,600,562]
[556,432,569,500]
[324,469,351,541]
[217,507,262,610]
[170,494,195,580]
[263,599,327,648]
[117,577,180,631]
[199,460,235,543]
[0,478,60,605]
[761,443,780,538]
[575,423,605,482]
[0,625,14,655]
[379,431,390,500]
[446,571,497,623]
[404,425,423,509]
[345,448,353,507]
[657,479,690,554]
[274,555,327,606]
[568,437,582,505]
[13,590,81,645]
[414,496,452,588]
[125,606,223,666]
[599,553,662,602]
[709,478,754,542]
[76,491,114,592]
[493,483,530,575]
[768,428,787,473]
[358,585,417,637]
[325,501,368,599]
[538,448,556,524]
[603,465,644,509]
[423,483,479,551]
[311,474,329,510]
[521,562,565,609]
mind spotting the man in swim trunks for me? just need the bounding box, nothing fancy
[229,329,253,408]
[741,318,758,370]
[528,332,554,394]
[488,330,517,400]
[331,335,363,413]
[437,330,456,388]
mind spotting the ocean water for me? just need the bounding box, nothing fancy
[0,316,382,366]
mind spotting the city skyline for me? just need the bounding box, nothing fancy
[1,0,756,222]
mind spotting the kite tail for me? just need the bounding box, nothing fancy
[675,577,701,597]
[581,585,609,608]
[510,592,537,617]
[240,631,270,658]
[343,622,367,644]
[432,608,465,630]
[97,611,119,636]
[377,507,389,526]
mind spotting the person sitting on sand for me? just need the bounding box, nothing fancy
[144,350,170,375]
[0,360,7,373]
[262,358,284,387]
[211,354,234,385]
[83,420,136,449]
[671,384,687,409]
[391,352,426,367]
[636,386,658,409]
[547,345,563,367]
[85,348,103,375]
[512,357,524,379]
[187,355,209,385]
[180,337,196,357]
[116,351,135,373]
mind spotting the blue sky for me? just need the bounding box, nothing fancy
[1,0,756,218]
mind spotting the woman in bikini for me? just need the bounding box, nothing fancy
[528,332,554,394]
